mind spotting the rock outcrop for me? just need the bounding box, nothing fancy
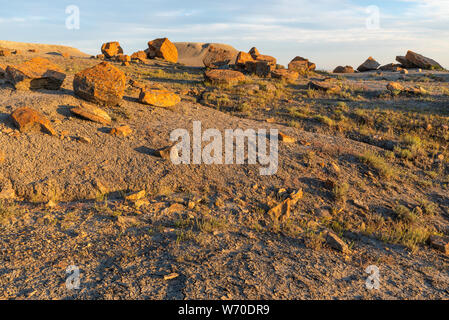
[73,62,126,106]
[6,57,66,90]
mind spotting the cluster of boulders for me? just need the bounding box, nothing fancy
[0,38,186,138]
[98,38,178,66]
[333,50,443,74]
[201,45,317,85]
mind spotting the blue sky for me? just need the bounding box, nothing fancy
[1,0,448,69]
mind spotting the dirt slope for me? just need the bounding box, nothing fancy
[0,40,89,57]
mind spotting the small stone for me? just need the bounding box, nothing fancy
[78,136,91,144]
[10,107,56,136]
[70,103,112,125]
[163,273,179,280]
[428,235,449,254]
[325,231,349,253]
[125,190,146,201]
[139,89,181,107]
[110,125,132,137]
[278,132,296,143]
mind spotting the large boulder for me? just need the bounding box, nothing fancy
[147,38,178,63]
[405,50,443,70]
[396,56,417,68]
[202,45,233,68]
[271,69,299,82]
[10,107,56,136]
[204,69,245,85]
[379,63,403,72]
[357,57,380,72]
[138,89,181,107]
[5,57,66,90]
[130,51,147,62]
[244,60,273,77]
[288,56,316,74]
[235,51,254,68]
[73,62,126,106]
[101,41,124,59]
[248,47,260,59]
[333,65,354,73]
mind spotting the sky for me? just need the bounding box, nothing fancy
[1,0,448,70]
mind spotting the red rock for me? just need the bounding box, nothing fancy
[248,47,260,59]
[405,50,443,70]
[6,57,66,90]
[101,41,123,59]
[10,107,56,135]
[204,69,245,85]
[73,62,126,106]
[333,66,354,73]
[271,69,299,82]
[147,38,178,63]
[357,57,380,72]
[379,63,403,72]
[70,103,112,125]
[202,46,233,68]
[131,51,147,62]
[288,56,316,73]
[235,51,254,67]
[110,125,132,137]
[396,56,417,68]
[0,48,11,56]
[139,89,181,107]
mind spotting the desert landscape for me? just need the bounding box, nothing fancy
[0,37,448,300]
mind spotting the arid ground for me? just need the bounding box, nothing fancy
[0,41,448,300]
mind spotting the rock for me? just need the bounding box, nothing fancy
[163,273,179,280]
[325,231,349,253]
[235,51,254,68]
[147,38,178,63]
[400,69,409,74]
[101,41,123,59]
[125,190,146,201]
[0,63,6,78]
[396,55,417,68]
[139,88,181,107]
[357,57,380,72]
[278,132,296,143]
[308,79,340,93]
[379,63,403,72]
[110,125,132,137]
[268,189,303,222]
[115,54,131,63]
[0,48,11,56]
[73,62,126,106]
[77,136,91,144]
[122,61,129,66]
[386,82,404,94]
[333,66,354,73]
[28,49,37,53]
[130,51,147,62]
[154,145,174,160]
[256,54,277,67]
[405,86,428,95]
[204,69,245,85]
[202,45,233,68]
[405,50,443,70]
[244,60,273,77]
[96,54,105,60]
[70,103,112,125]
[10,107,56,136]
[288,56,316,74]
[6,57,66,90]
[428,235,449,254]
[271,69,299,82]
[248,47,260,59]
